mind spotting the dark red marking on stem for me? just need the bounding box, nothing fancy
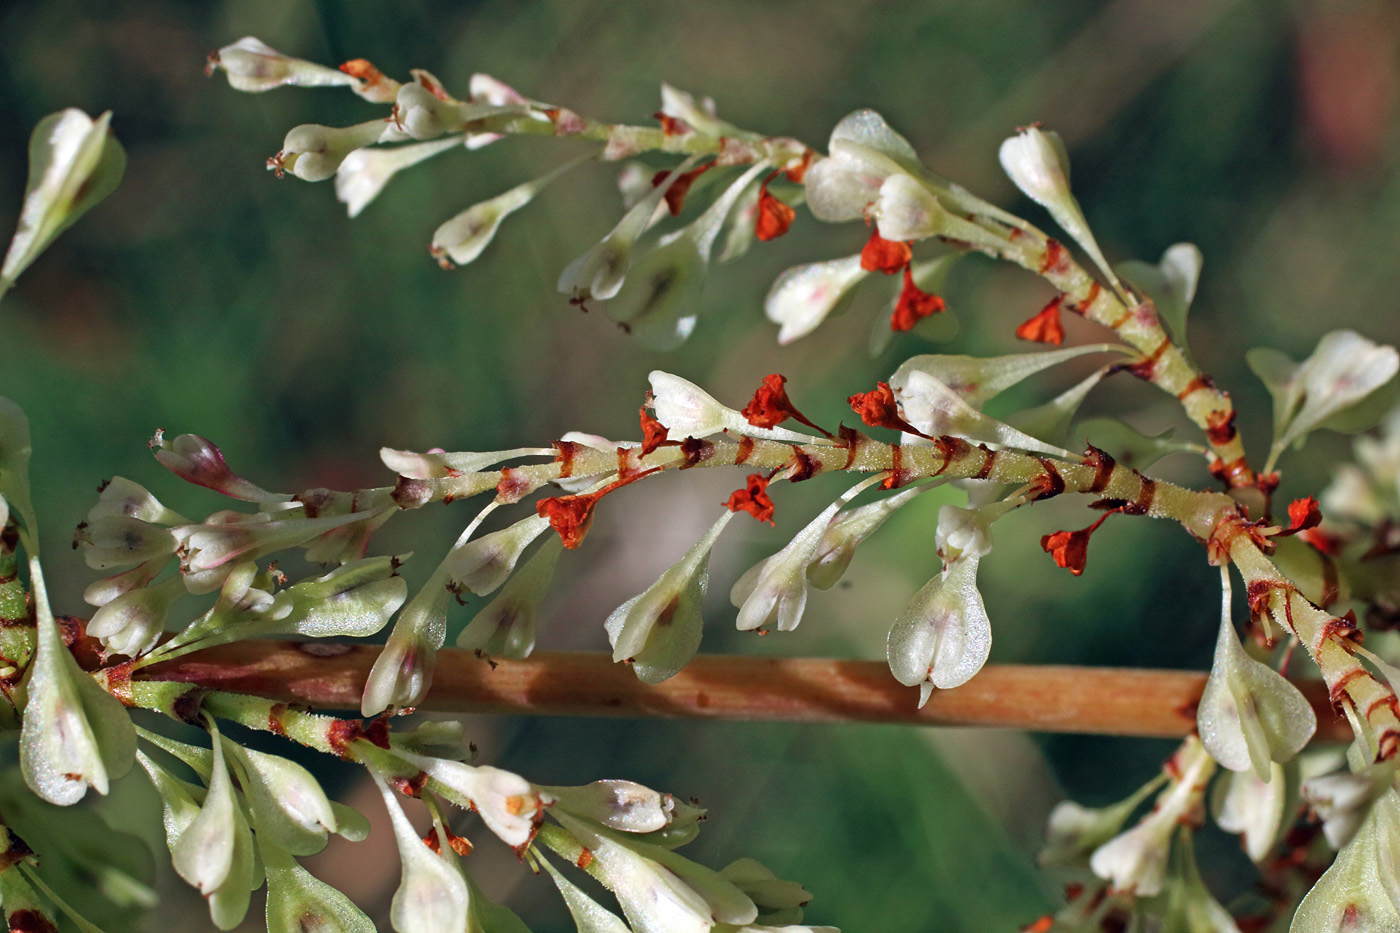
[1208,456,1253,489]
[679,437,715,468]
[172,687,208,724]
[104,662,134,706]
[1320,610,1362,646]
[883,445,905,489]
[1028,457,1065,501]
[553,441,578,479]
[783,150,814,184]
[972,445,997,480]
[496,467,531,504]
[654,112,687,136]
[577,848,594,870]
[933,435,971,475]
[391,772,430,798]
[1071,282,1101,316]
[1038,239,1068,275]
[1205,410,1238,446]
[838,424,864,470]
[735,436,755,464]
[616,446,644,480]
[1379,730,1400,761]
[789,449,820,482]
[1320,556,1340,609]
[8,910,58,933]
[1330,668,1367,715]
[1125,475,1156,516]
[1083,445,1116,494]
[268,702,289,737]
[1176,375,1213,401]
[1367,693,1400,722]
[1127,338,1171,381]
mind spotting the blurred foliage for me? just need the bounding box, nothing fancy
[3,0,1400,928]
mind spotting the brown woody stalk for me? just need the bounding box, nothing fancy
[142,642,1349,741]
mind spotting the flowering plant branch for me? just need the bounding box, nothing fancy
[3,32,1400,933]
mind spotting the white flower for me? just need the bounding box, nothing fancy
[1211,763,1287,862]
[889,344,1123,412]
[273,120,388,182]
[606,512,734,683]
[764,255,868,345]
[805,485,927,590]
[336,137,460,218]
[893,369,1073,457]
[1197,571,1315,780]
[398,755,549,848]
[370,768,470,933]
[1303,767,1392,850]
[732,502,842,633]
[1250,330,1400,467]
[648,371,820,444]
[431,154,589,266]
[207,37,360,94]
[457,538,562,659]
[86,574,185,658]
[885,555,991,703]
[998,125,1119,287]
[1,110,125,295]
[804,110,921,223]
[442,513,551,597]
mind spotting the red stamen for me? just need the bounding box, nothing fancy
[890,266,946,331]
[654,112,687,136]
[1278,496,1323,537]
[1016,296,1065,345]
[754,170,796,241]
[1040,511,1116,575]
[860,231,912,274]
[725,473,776,524]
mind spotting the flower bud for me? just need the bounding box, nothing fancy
[87,476,188,526]
[893,369,1073,458]
[1250,329,1400,461]
[362,584,446,716]
[764,255,868,346]
[1040,776,1165,868]
[224,741,339,856]
[541,779,693,835]
[804,110,921,223]
[605,512,732,682]
[551,810,758,932]
[1302,767,1391,850]
[557,157,702,304]
[86,573,185,658]
[262,842,375,933]
[442,513,551,598]
[886,555,991,703]
[336,137,460,218]
[400,754,548,848]
[272,120,389,183]
[151,432,288,503]
[171,722,258,930]
[179,509,385,594]
[1210,762,1287,863]
[20,558,135,805]
[805,485,926,590]
[76,514,179,571]
[1,110,125,298]
[1157,830,1240,933]
[370,768,470,933]
[890,344,1122,412]
[732,501,843,633]
[720,858,816,927]
[457,537,562,659]
[999,125,1118,287]
[83,555,167,608]
[431,154,588,268]
[1197,573,1315,781]
[266,556,407,639]
[207,37,360,93]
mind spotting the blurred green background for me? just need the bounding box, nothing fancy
[3,0,1400,929]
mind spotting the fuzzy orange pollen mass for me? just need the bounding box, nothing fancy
[1281,496,1323,536]
[860,231,913,274]
[725,473,776,524]
[1016,296,1065,345]
[890,266,946,331]
[340,59,391,89]
[1041,511,1115,575]
[847,382,925,437]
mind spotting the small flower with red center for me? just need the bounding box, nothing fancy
[754,170,796,241]
[1040,511,1116,575]
[860,230,913,274]
[725,473,776,524]
[1016,296,1065,346]
[890,266,946,332]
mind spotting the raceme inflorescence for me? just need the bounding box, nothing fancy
[1,34,1400,933]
